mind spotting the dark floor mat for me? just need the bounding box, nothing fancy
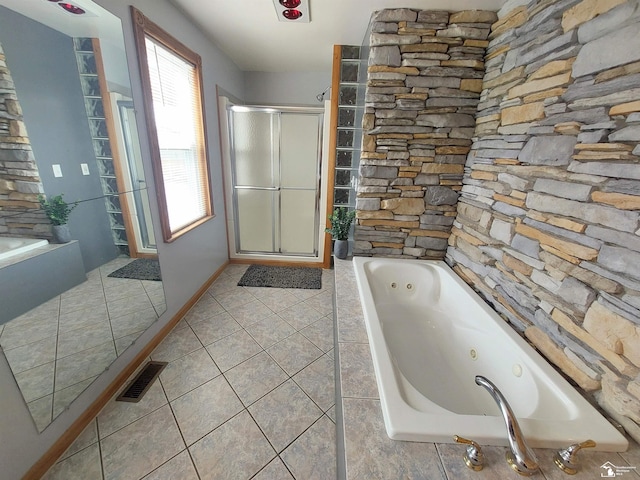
[237,264,322,289]
[107,258,162,281]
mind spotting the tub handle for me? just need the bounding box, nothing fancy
[553,439,596,475]
[454,435,484,471]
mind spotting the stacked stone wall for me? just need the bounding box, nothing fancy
[0,41,48,238]
[447,0,640,442]
[354,9,496,258]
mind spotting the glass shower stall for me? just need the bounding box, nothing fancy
[221,100,326,259]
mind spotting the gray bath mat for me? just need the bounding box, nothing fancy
[237,264,321,289]
[108,258,162,281]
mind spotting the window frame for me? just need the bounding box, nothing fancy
[131,6,213,242]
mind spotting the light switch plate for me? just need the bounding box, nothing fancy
[81,163,90,175]
[52,164,62,177]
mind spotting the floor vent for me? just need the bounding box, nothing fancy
[116,361,167,403]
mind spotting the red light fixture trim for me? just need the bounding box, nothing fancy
[279,0,301,7]
[282,9,302,20]
[59,3,85,14]
[272,0,309,22]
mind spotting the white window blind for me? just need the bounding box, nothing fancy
[145,36,208,233]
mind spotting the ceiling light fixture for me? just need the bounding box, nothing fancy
[272,0,310,23]
[58,2,86,14]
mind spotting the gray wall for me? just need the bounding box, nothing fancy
[245,71,332,106]
[0,6,118,271]
[0,0,245,477]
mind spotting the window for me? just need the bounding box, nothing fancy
[132,7,212,242]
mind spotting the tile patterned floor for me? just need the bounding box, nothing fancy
[42,264,337,480]
[0,257,165,431]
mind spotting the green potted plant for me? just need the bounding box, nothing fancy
[38,193,78,243]
[325,207,356,259]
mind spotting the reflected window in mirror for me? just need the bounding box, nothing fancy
[132,7,213,242]
[0,0,166,431]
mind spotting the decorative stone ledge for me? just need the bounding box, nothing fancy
[0,41,47,238]
[446,0,640,443]
[355,8,495,260]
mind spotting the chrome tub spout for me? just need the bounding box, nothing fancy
[475,375,539,476]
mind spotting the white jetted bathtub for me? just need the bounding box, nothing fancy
[352,257,628,451]
[0,236,49,262]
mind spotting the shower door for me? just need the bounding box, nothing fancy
[228,105,323,256]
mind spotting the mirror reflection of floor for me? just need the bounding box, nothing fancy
[0,256,165,431]
[40,263,336,480]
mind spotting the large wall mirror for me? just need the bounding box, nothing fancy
[0,0,166,432]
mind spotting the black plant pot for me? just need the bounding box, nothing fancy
[52,224,71,244]
[334,239,349,259]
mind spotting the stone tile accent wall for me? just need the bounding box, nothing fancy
[0,41,48,238]
[354,9,496,259]
[447,0,640,442]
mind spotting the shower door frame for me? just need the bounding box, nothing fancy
[227,104,325,258]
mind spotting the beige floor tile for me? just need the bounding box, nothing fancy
[3,336,56,374]
[327,405,336,423]
[222,263,250,280]
[281,415,337,480]
[28,394,53,432]
[184,294,225,325]
[267,333,323,376]
[150,327,202,363]
[114,333,139,356]
[288,287,323,301]
[300,316,334,352]
[212,286,257,310]
[206,274,240,297]
[256,290,301,312]
[42,443,102,480]
[57,305,109,334]
[107,294,154,320]
[60,291,106,315]
[253,458,295,480]
[343,398,446,479]
[56,321,113,358]
[104,280,146,302]
[189,312,242,346]
[224,351,288,406]
[225,299,274,327]
[171,376,243,446]
[53,377,96,419]
[245,314,295,349]
[160,348,220,401]
[143,450,198,480]
[60,419,98,461]
[293,354,335,411]
[110,307,158,339]
[55,341,116,391]
[248,379,323,453]
[278,302,324,331]
[302,290,334,316]
[0,318,58,349]
[205,329,262,372]
[15,361,55,403]
[98,380,168,438]
[339,342,379,399]
[189,410,275,480]
[101,405,185,480]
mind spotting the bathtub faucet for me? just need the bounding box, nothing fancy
[475,375,539,476]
